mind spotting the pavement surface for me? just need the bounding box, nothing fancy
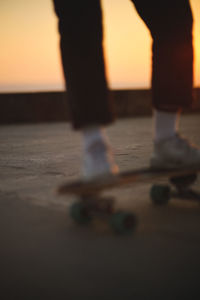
[1,115,200,300]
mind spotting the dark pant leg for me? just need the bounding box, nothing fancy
[53,0,114,129]
[131,0,194,111]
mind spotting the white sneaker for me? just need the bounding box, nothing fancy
[150,134,200,169]
[81,140,119,181]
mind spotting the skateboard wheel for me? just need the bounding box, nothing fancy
[150,184,170,205]
[109,211,137,234]
[69,202,91,224]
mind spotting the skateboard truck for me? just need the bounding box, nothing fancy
[151,172,200,205]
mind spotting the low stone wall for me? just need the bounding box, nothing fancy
[0,88,200,124]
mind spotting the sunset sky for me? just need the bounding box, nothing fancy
[0,0,199,92]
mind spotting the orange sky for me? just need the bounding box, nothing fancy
[0,0,199,92]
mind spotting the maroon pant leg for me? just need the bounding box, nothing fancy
[53,0,115,129]
[132,0,194,111]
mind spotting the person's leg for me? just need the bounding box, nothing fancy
[131,0,200,168]
[53,0,118,179]
[132,0,193,141]
[53,0,114,129]
[132,0,194,112]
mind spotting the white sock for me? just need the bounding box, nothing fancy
[82,126,108,153]
[154,110,180,142]
[81,126,118,179]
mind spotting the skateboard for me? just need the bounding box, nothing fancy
[58,166,200,234]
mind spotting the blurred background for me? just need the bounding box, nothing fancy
[0,0,199,92]
[0,0,199,123]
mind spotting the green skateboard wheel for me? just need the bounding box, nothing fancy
[109,211,137,234]
[150,184,170,205]
[69,202,91,224]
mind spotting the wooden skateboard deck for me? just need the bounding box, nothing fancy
[58,166,200,196]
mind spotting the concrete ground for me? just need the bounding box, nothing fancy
[1,115,200,300]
